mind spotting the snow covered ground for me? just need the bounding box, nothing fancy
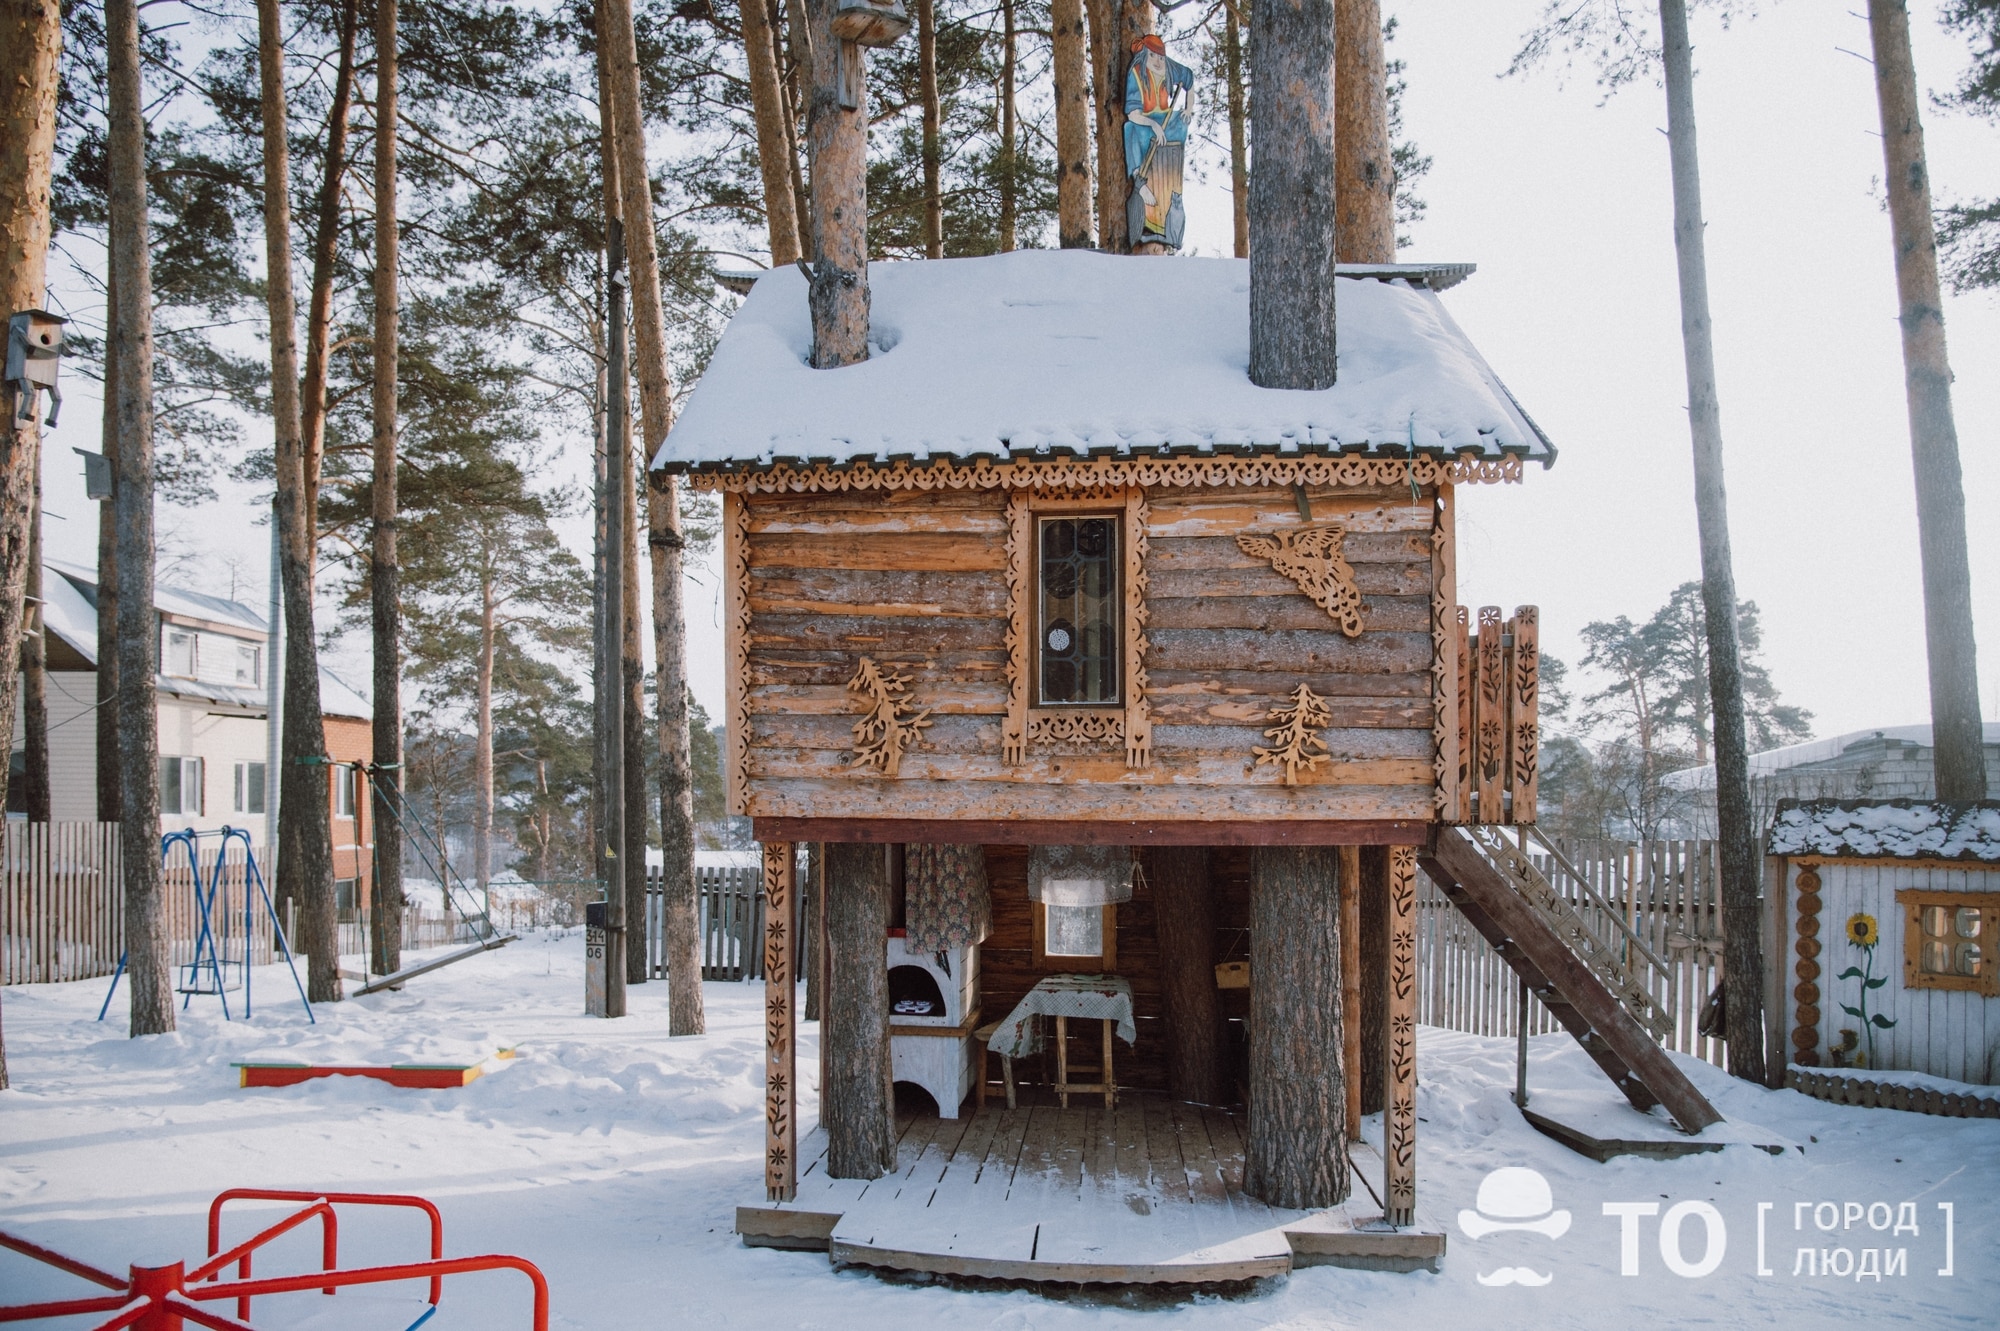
[2,932,1993,1329]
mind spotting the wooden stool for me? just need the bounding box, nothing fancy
[1052,1014,1116,1109]
[973,1019,1017,1110]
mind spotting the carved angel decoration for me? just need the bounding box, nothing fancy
[1236,522,1365,637]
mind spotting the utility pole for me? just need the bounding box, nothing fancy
[594,218,629,1019]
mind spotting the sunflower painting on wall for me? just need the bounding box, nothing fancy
[1838,912,1897,1069]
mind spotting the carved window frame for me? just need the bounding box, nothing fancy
[1004,488,1151,769]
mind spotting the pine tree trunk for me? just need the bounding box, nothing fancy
[369,0,403,978]
[622,453,648,986]
[1224,0,1248,260]
[1659,0,1760,1082]
[999,0,1017,252]
[1245,845,1348,1209]
[593,4,628,1018]
[298,0,359,557]
[1334,0,1394,264]
[802,841,822,1022]
[1358,844,1387,1114]
[917,0,942,257]
[1083,0,1115,250]
[603,0,696,1026]
[824,841,894,1178]
[1868,0,1986,801]
[1247,0,1336,388]
[261,0,340,1004]
[781,0,815,241]
[475,570,495,901]
[1050,0,1091,248]
[107,0,172,1036]
[803,0,870,365]
[22,479,49,821]
[1151,846,1223,1105]
[0,0,61,851]
[96,279,121,825]
[740,0,803,264]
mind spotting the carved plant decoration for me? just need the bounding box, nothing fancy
[1253,682,1334,786]
[848,656,932,777]
[1236,523,1365,636]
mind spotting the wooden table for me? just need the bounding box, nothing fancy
[986,974,1136,1110]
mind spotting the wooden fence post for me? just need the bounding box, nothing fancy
[762,840,797,1201]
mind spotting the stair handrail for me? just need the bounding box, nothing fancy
[1519,827,1676,979]
[1464,825,1674,1042]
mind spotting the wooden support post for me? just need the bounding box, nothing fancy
[1359,844,1388,1114]
[1245,845,1349,1210]
[1384,845,1417,1226]
[823,841,895,1179]
[762,840,796,1201]
[1339,844,1362,1138]
[1506,607,1539,823]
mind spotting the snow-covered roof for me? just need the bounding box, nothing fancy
[1663,722,2000,792]
[653,251,1555,473]
[1767,799,2000,863]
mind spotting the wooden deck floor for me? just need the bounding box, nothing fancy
[739,1094,1446,1284]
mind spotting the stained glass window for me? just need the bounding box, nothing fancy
[1037,515,1119,705]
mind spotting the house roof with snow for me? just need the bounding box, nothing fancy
[651,251,1555,475]
[1767,799,2000,863]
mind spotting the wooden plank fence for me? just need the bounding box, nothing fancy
[645,864,769,981]
[4,821,456,987]
[1417,836,1729,1066]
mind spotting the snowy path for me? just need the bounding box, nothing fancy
[1,932,1993,1328]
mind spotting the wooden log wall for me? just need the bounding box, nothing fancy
[731,484,1440,827]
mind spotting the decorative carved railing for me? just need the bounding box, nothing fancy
[1448,604,1538,825]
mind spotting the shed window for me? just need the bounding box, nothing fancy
[1897,888,2000,997]
[1037,515,1119,706]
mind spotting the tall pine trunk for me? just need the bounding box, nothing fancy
[474,565,495,901]
[1151,847,1223,1105]
[0,0,61,875]
[1868,0,1986,801]
[95,279,120,825]
[917,0,942,257]
[298,0,359,557]
[259,0,341,1004]
[1658,0,1760,1081]
[781,0,815,241]
[803,0,870,364]
[1050,0,1091,247]
[1224,0,1247,259]
[107,0,171,1036]
[593,5,629,1017]
[369,0,404,977]
[1334,0,1394,263]
[1247,0,1336,387]
[824,842,894,1178]
[740,0,803,264]
[601,0,701,1029]
[22,477,48,821]
[1245,846,1347,1208]
[999,0,1017,252]
[1083,0,1116,250]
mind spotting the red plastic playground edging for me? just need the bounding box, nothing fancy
[0,1187,548,1329]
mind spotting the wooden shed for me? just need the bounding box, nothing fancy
[1769,799,2000,1087]
[652,250,1717,1283]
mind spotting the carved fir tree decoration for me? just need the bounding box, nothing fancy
[1237,523,1365,637]
[848,656,932,776]
[1254,683,1334,785]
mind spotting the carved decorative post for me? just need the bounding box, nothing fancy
[1384,844,1417,1226]
[763,840,797,1201]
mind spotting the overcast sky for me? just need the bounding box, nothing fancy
[39,0,2000,749]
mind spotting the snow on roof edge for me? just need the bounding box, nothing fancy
[1767,798,2000,863]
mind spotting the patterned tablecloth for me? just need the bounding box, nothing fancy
[987,974,1136,1060]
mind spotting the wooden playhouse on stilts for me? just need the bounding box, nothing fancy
[650,250,1724,1286]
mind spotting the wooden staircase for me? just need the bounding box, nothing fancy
[1420,826,1724,1133]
